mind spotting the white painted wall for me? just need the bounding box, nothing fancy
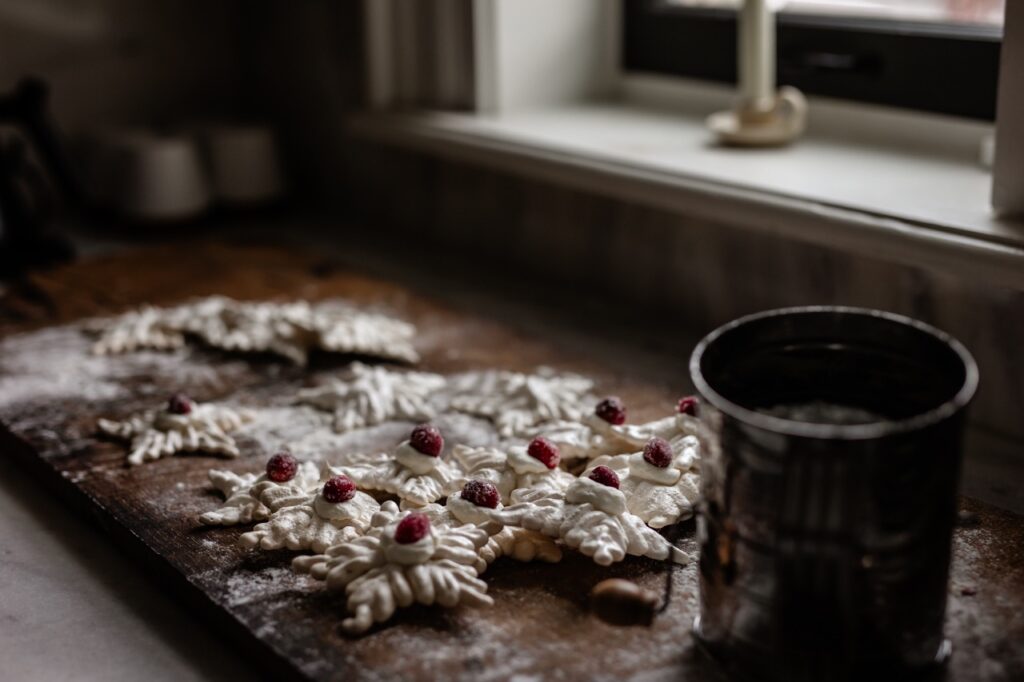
[993,0,1024,217]
[474,0,618,114]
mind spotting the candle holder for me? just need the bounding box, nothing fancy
[706,86,807,146]
[707,0,807,146]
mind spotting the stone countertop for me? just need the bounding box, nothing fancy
[0,454,254,681]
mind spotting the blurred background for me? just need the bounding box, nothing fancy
[0,0,1019,508]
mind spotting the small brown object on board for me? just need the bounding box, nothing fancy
[591,578,660,627]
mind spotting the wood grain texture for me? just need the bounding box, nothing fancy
[344,144,1024,511]
[1,241,1021,682]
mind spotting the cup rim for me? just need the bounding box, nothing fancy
[689,306,979,440]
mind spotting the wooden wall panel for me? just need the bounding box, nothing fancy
[346,143,1024,467]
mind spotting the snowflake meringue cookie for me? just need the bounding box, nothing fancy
[89,296,419,365]
[199,452,320,526]
[489,465,690,567]
[452,438,574,503]
[240,473,380,553]
[334,424,463,506]
[296,362,445,432]
[528,396,632,462]
[395,484,501,573]
[587,399,702,464]
[186,294,413,364]
[539,395,702,463]
[293,502,493,634]
[200,470,263,526]
[406,481,561,569]
[587,436,701,529]
[98,393,253,466]
[449,367,595,437]
[449,481,562,565]
[532,419,611,462]
[183,297,419,365]
[90,305,187,355]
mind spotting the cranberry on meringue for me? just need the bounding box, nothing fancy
[167,392,193,415]
[595,397,627,425]
[395,424,446,474]
[677,395,699,417]
[628,437,682,486]
[266,451,298,482]
[566,467,627,515]
[526,437,560,469]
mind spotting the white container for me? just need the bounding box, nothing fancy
[110,133,211,220]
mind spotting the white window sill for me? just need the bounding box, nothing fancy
[348,87,1024,289]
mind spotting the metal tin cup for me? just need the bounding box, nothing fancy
[689,307,978,681]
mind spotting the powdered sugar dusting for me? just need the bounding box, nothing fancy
[205,566,317,608]
[231,404,502,464]
[0,326,130,408]
[235,405,334,456]
[0,324,253,411]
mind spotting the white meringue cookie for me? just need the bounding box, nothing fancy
[565,476,627,516]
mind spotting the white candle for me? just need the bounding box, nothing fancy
[739,0,776,109]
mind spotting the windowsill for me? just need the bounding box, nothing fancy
[348,84,1024,289]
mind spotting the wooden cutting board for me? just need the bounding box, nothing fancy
[1,240,1021,682]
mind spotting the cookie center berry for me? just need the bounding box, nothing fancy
[589,465,620,489]
[394,512,431,544]
[527,436,560,469]
[677,396,699,417]
[595,396,626,425]
[322,474,357,503]
[167,393,193,415]
[409,423,443,457]
[461,480,500,509]
[266,451,298,482]
[642,437,673,468]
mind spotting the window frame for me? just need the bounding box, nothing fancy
[621,0,1002,121]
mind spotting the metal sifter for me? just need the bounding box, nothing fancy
[690,306,978,681]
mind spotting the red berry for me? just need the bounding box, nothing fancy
[409,423,443,457]
[394,512,431,544]
[589,465,620,489]
[461,480,500,509]
[167,393,192,415]
[642,437,673,468]
[677,396,699,417]
[266,451,298,482]
[527,437,560,469]
[322,474,357,503]
[595,397,626,425]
